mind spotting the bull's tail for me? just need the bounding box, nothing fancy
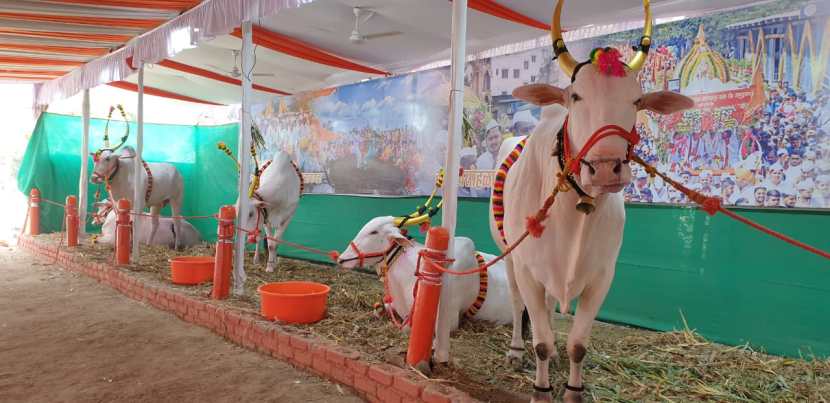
[521,308,530,340]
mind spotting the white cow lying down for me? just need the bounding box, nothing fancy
[338,216,526,365]
[93,201,202,248]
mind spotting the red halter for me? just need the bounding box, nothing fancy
[561,117,640,176]
[341,241,396,267]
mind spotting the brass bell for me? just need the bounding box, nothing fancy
[576,195,595,214]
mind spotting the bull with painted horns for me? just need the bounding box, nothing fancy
[489,1,694,401]
[89,105,186,249]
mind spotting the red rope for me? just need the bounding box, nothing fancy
[631,156,830,261]
[717,207,830,260]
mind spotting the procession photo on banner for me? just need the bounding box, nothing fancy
[253,0,830,209]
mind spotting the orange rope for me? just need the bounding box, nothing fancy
[631,155,830,261]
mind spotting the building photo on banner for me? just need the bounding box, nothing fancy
[252,0,830,209]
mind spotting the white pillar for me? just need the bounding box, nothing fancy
[132,64,145,262]
[233,20,254,295]
[78,89,90,235]
[434,0,467,364]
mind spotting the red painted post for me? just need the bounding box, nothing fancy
[406,226,449,368]
[115,198,131,265]
[65,195,79,247]
[29,188,40,235]
[212,205,236,300]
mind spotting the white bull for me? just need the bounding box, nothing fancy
[237,151,302,274]
[92,200,202,248]
[90,146,185,249]
[490,3,694,401]
[337,216,526,365]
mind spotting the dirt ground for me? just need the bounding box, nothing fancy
[0,246,363,403]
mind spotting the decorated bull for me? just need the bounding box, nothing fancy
[489,1,693,401]
[217,140,303,274]
[90,105,185,249]
[338,215,526,366]
[91,200,201,248]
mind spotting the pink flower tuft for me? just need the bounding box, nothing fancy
[595,48,626,77]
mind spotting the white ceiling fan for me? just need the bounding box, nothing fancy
[206,49,275,78]
[349,7,402,44]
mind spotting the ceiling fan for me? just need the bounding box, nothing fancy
[206,49,274,78]
[349,7,402,43]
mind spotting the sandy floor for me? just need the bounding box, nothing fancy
[0,246,363,403]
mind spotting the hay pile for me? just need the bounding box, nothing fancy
[32,234,830,402]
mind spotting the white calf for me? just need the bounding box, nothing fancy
[338,216,525,365]
[93,200,201,248]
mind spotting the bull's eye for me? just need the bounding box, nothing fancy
[369,230,379,235]
[571,93,582,102]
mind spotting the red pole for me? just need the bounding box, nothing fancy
[212,205,236,300]
[65,195,79,247]
[29,188,40,236]
[116,198,131,265]
[406,227,450,368]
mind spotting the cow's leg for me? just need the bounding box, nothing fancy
[504,256,527,368]
[253,227,266,264]
[148,205,161,245]
[170,197,183,250]
[563,275,612,403]
[266,214,291,273]
[515,265,556,402]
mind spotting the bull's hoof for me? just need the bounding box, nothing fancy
[265,265,275,273]
[531,386,552,402]
[505,348,524,369]
[563,384,585,403]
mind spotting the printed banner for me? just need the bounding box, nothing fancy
[253,0,830,209]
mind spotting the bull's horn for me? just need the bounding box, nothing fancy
[393,213,430,227]
[626,0,653,71]
[551,0,578,78]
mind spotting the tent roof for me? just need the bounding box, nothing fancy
[5,0,763,106]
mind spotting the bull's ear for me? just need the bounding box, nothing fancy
[512,84,566,106]
[119,146,136,159]
[385,225,414,248]
[637,91,694,115]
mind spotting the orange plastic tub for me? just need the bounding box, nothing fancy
[258,281,330,324]
[170,256,215,285]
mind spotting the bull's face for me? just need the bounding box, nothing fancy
[512,68,693,197]
[90,146,134,184]
[513,0,694,197]
[89,150,117,184]
[337,216,411,270]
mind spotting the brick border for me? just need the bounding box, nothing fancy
[18,236,478,403]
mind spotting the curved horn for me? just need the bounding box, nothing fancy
[626,0,653,71]
[551,0,578,78]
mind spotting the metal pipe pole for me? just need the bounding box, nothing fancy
[132,63,145,262]
[233,20,254,295]
[78,89,90,235]
[434,0,468,364]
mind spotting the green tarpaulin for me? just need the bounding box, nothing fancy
[17,112,830,359]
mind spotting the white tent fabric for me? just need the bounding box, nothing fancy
[33,0,309,106]
[29,0,765,107]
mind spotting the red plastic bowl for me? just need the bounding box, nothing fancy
[170,256,214,285]
[258,281,330,324]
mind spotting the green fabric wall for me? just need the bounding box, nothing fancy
[17,112,239,236]
[17,113,830,359]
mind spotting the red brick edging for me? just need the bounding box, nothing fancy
[18,236,477,403]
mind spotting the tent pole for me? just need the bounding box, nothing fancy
[78,89,90,235]
[132,63,145,262]
[233,20,254,295]
[434,0,467,364]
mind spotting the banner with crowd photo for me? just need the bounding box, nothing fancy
[253,0,830,209]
